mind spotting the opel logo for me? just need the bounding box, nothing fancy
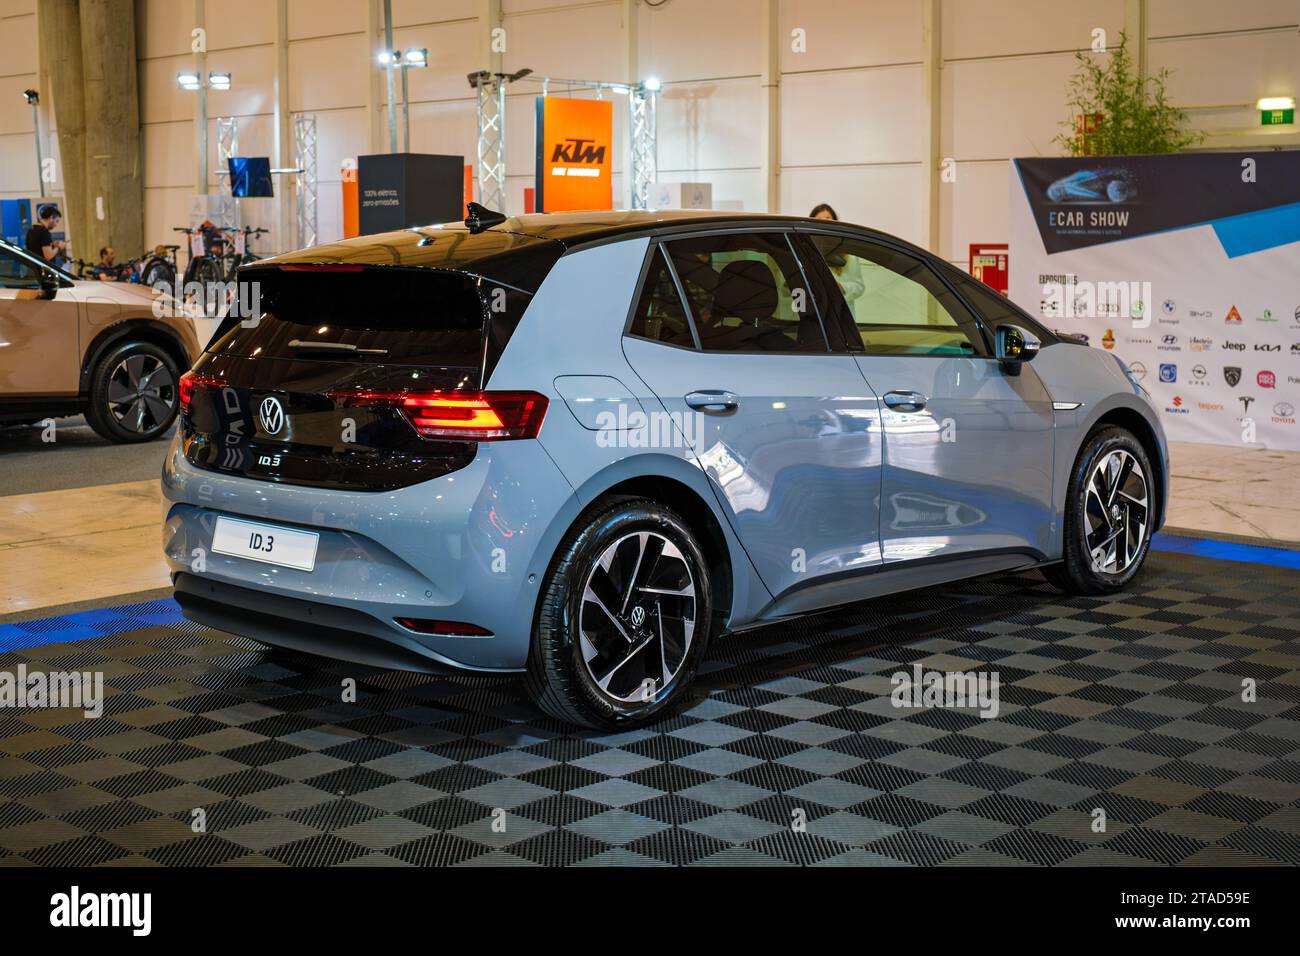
[629,606,647,627]
[259,396,286,436]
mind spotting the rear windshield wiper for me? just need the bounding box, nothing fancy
[288,339,389,356]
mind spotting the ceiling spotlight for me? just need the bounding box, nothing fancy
[208,72,231,90]
[642,76,662,92]
[378,50,396,66]
[177,72,201,90]
[1257,96,1296,111]
[22,89,38,105]
[404,48,428,68]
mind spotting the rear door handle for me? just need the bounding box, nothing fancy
[882,390,928,412]
[684,389,740,413]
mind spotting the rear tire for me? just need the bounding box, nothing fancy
[525,497,712,729]
[1047,426,1154,594]
[84,341,181,444]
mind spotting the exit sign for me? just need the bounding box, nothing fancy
[1261,108,1294,126]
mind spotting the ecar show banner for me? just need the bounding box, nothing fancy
[1008,152,1300,450]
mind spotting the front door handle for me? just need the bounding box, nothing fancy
[684,389,740,413]
[882,389,928,412]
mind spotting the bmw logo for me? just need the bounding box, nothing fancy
[259,396,286,436]
[1162,300,1175,314]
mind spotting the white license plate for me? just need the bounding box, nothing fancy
[211,516,319,572]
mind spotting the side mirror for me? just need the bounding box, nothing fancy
[37,270,61,301]
[996,324,1040,375]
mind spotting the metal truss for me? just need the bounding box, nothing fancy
[629,86,658,210]
[471,72,507,213]
[215,117,239,233]
[294,114,318,249]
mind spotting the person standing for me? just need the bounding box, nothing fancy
[25,204,65,264]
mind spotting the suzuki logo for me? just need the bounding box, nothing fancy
[550,138,607,164]
[259,397,286,436]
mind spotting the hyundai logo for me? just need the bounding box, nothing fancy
[259,396,286,436]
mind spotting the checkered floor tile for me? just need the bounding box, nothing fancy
[1,550,1298,867]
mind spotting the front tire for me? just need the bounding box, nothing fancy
[1045,426,1154,594]
[526,498,712,729]
[84,341,181,444]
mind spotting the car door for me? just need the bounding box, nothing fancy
[802,230,1055,564]
[620,230,883,600]
[0,245,79,395]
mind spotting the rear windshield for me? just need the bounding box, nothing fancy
[209,268,493,368]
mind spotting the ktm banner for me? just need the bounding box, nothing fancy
[535,97,613,213]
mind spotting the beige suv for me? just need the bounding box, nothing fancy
[0,237,199,443]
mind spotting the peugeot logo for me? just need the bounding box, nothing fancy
[259,396,286,436]
[629,606,647,627]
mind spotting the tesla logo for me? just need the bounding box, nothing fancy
[550,138,606,164]
[259,397,286,436]
[1240,396,1254,412]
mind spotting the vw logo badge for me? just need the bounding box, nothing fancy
[629,606,647,627]
[259,397,286,436]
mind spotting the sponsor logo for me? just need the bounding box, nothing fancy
[1240,395,1255,413]
[1255,343,1281,351]
[1126,335,1153,346]
[1159,363,1177,383]
[1256,308,1276,323]
[1197,401,1224,411]
[1191,364,1208,385]
[1162,299,1176,315]
[1273,401,1296,424]
[1222,340,1246,352]
[1188,336,1212,351]
[1158,333,1179,351]
[1102,328,1115,349]
[1165,394,1188,414]
[1257,370,1276,389]
[1224,367,1242,387]
[1291,343,1300,355]
[1188,309,1214,319]
[1225,305,1242,324]
[1127,361,1146,381]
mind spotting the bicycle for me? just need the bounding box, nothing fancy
[217,226,268,281]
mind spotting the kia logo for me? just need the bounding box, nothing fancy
[259,397,286,436]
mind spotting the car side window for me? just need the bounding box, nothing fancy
[627,246,696,348]
[664,233,828,353]
[809,235,988,357]
[0,247,41,290]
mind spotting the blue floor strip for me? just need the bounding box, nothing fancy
[1150,532,1300,570]
[0,537,1292,656]
[0,598,184,655]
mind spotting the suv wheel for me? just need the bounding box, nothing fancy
[526,498,712,729]
[85,341,181,444]
[1045,426,1153,594]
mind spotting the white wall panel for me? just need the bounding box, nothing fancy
[638,0,762,82]
[943,53,1078,160]
[397,0,479,24]
[203,46,277,121]
[941,159,1011,265]
[136,0,192,60]
[1149,0,1299,37]
[0,133,38,194]
[143,185,196,249]
[207,0,274,50]
[395,19,483,103]
[781,66,923,167]
[780,164,924,243]
[406,99,478,163]
[142,121,194,190]
[1,14,37,76]
[139,53,200,125]
[779,0,922,72]
[288,0,367,40]
[656,78,762,175]
[312,107,370,182]
[502,2,625,81]
[1150,31,1300,107]
[0,0,35,17]
[289,34,370,112]
[942,0,1125,60]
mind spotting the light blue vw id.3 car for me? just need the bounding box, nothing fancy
[163,207,1167,728]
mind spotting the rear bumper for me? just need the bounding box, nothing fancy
[174,572,485,673]
[161,433,579,671]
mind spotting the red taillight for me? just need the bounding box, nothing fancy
[179,371,224,414]
[395,618,493,637]
[329,390,547,441]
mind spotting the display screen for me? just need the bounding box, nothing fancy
[228,156,274,198]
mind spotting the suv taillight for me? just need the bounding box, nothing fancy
[179,371,226,415]
[329,390,548,441]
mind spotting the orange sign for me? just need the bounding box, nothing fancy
[535,97,613,213]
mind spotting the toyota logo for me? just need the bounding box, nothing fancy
[259,397,286,436]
